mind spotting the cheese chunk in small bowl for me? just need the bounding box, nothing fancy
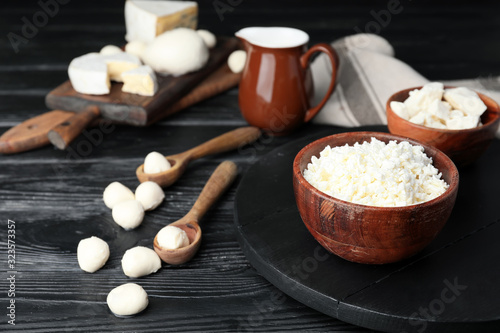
[386,83,500,166]
[293,131,459,264]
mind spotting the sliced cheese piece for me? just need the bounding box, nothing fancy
[102,52,142,82]
[404,82,444,118]
[125,0,198,43]
[68,53,110,95]
[424,115,447,129]
[427,99,450,121]
[121,65,158,96]
[409,112,425,125]
[390,101,409,120]
[444,87,487,116]
[446,114,480,130]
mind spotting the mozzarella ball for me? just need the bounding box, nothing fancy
[103,182,135,209]
[227,50,247,74]
[100,45,123,56]
[142,28,209,76]
[196,29,216,48]
[112,200,145,230]
[135,181,165,211]
[121,246,162,278]
[157,225,190,250]
[125,40,147,60]
[107,283,148,316]
[77,236,110,273]
[143,151,171,174]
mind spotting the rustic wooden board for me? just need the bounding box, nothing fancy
[234,125,500,332]
[45,37,240,126]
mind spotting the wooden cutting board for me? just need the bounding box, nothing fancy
[0,37,241,154]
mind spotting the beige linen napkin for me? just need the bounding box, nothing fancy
[310,34,500,137]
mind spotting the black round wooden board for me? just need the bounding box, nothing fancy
[234,125,500,333]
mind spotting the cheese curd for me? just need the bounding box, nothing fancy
[227,50,247,74]
[107,283,148,316]
[143,151,171,174]
[157,225,190,250]
[77,236,110,273]
[135,181,165,211]
[303,138,449,207]
[121,246,162,278]
[391,82,487,130]
[112,199,145,229]
[103,182,135,209]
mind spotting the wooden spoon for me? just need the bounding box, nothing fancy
[154,160,238,265]
[136,126,260,187]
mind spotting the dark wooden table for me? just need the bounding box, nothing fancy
[1,1,500,332]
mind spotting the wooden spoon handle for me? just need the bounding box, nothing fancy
[187,161,238,223]
[47,106,100,150]
[186,127,261,161]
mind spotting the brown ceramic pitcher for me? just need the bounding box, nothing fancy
[236,27,338,135]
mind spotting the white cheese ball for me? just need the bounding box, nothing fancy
[142,28,209,76]
[227,50,247,74]
[121,246,162,278]
[143,151,171,174]
[77,236,110,273]
[107,283,148,316]
[100,45,123,56]
[125,40,147,60]
[196,29,216,48]
[157,225,190,250]
[135,181,165,211]
[103,182,135,209]
[112,199,145,230]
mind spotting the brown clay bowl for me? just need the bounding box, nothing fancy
[293,131,459,264]
[386,86,500,166]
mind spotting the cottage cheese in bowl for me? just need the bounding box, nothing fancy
[303,137,449,207]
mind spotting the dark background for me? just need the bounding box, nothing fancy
[1,1,499,332]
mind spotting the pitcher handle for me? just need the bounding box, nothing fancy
[300,43,338,123]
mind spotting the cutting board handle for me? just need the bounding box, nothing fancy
[47,106,101,150]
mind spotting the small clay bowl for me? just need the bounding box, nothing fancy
[386,86,500,166]
[293,131,459,265]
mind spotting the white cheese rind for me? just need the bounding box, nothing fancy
[125,0,198,43]
[68,53,110,95]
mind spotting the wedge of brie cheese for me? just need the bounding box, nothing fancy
[125,0,198,43]
[102,53,142,82]
[68,53,110,95]
[121,65,158,96]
